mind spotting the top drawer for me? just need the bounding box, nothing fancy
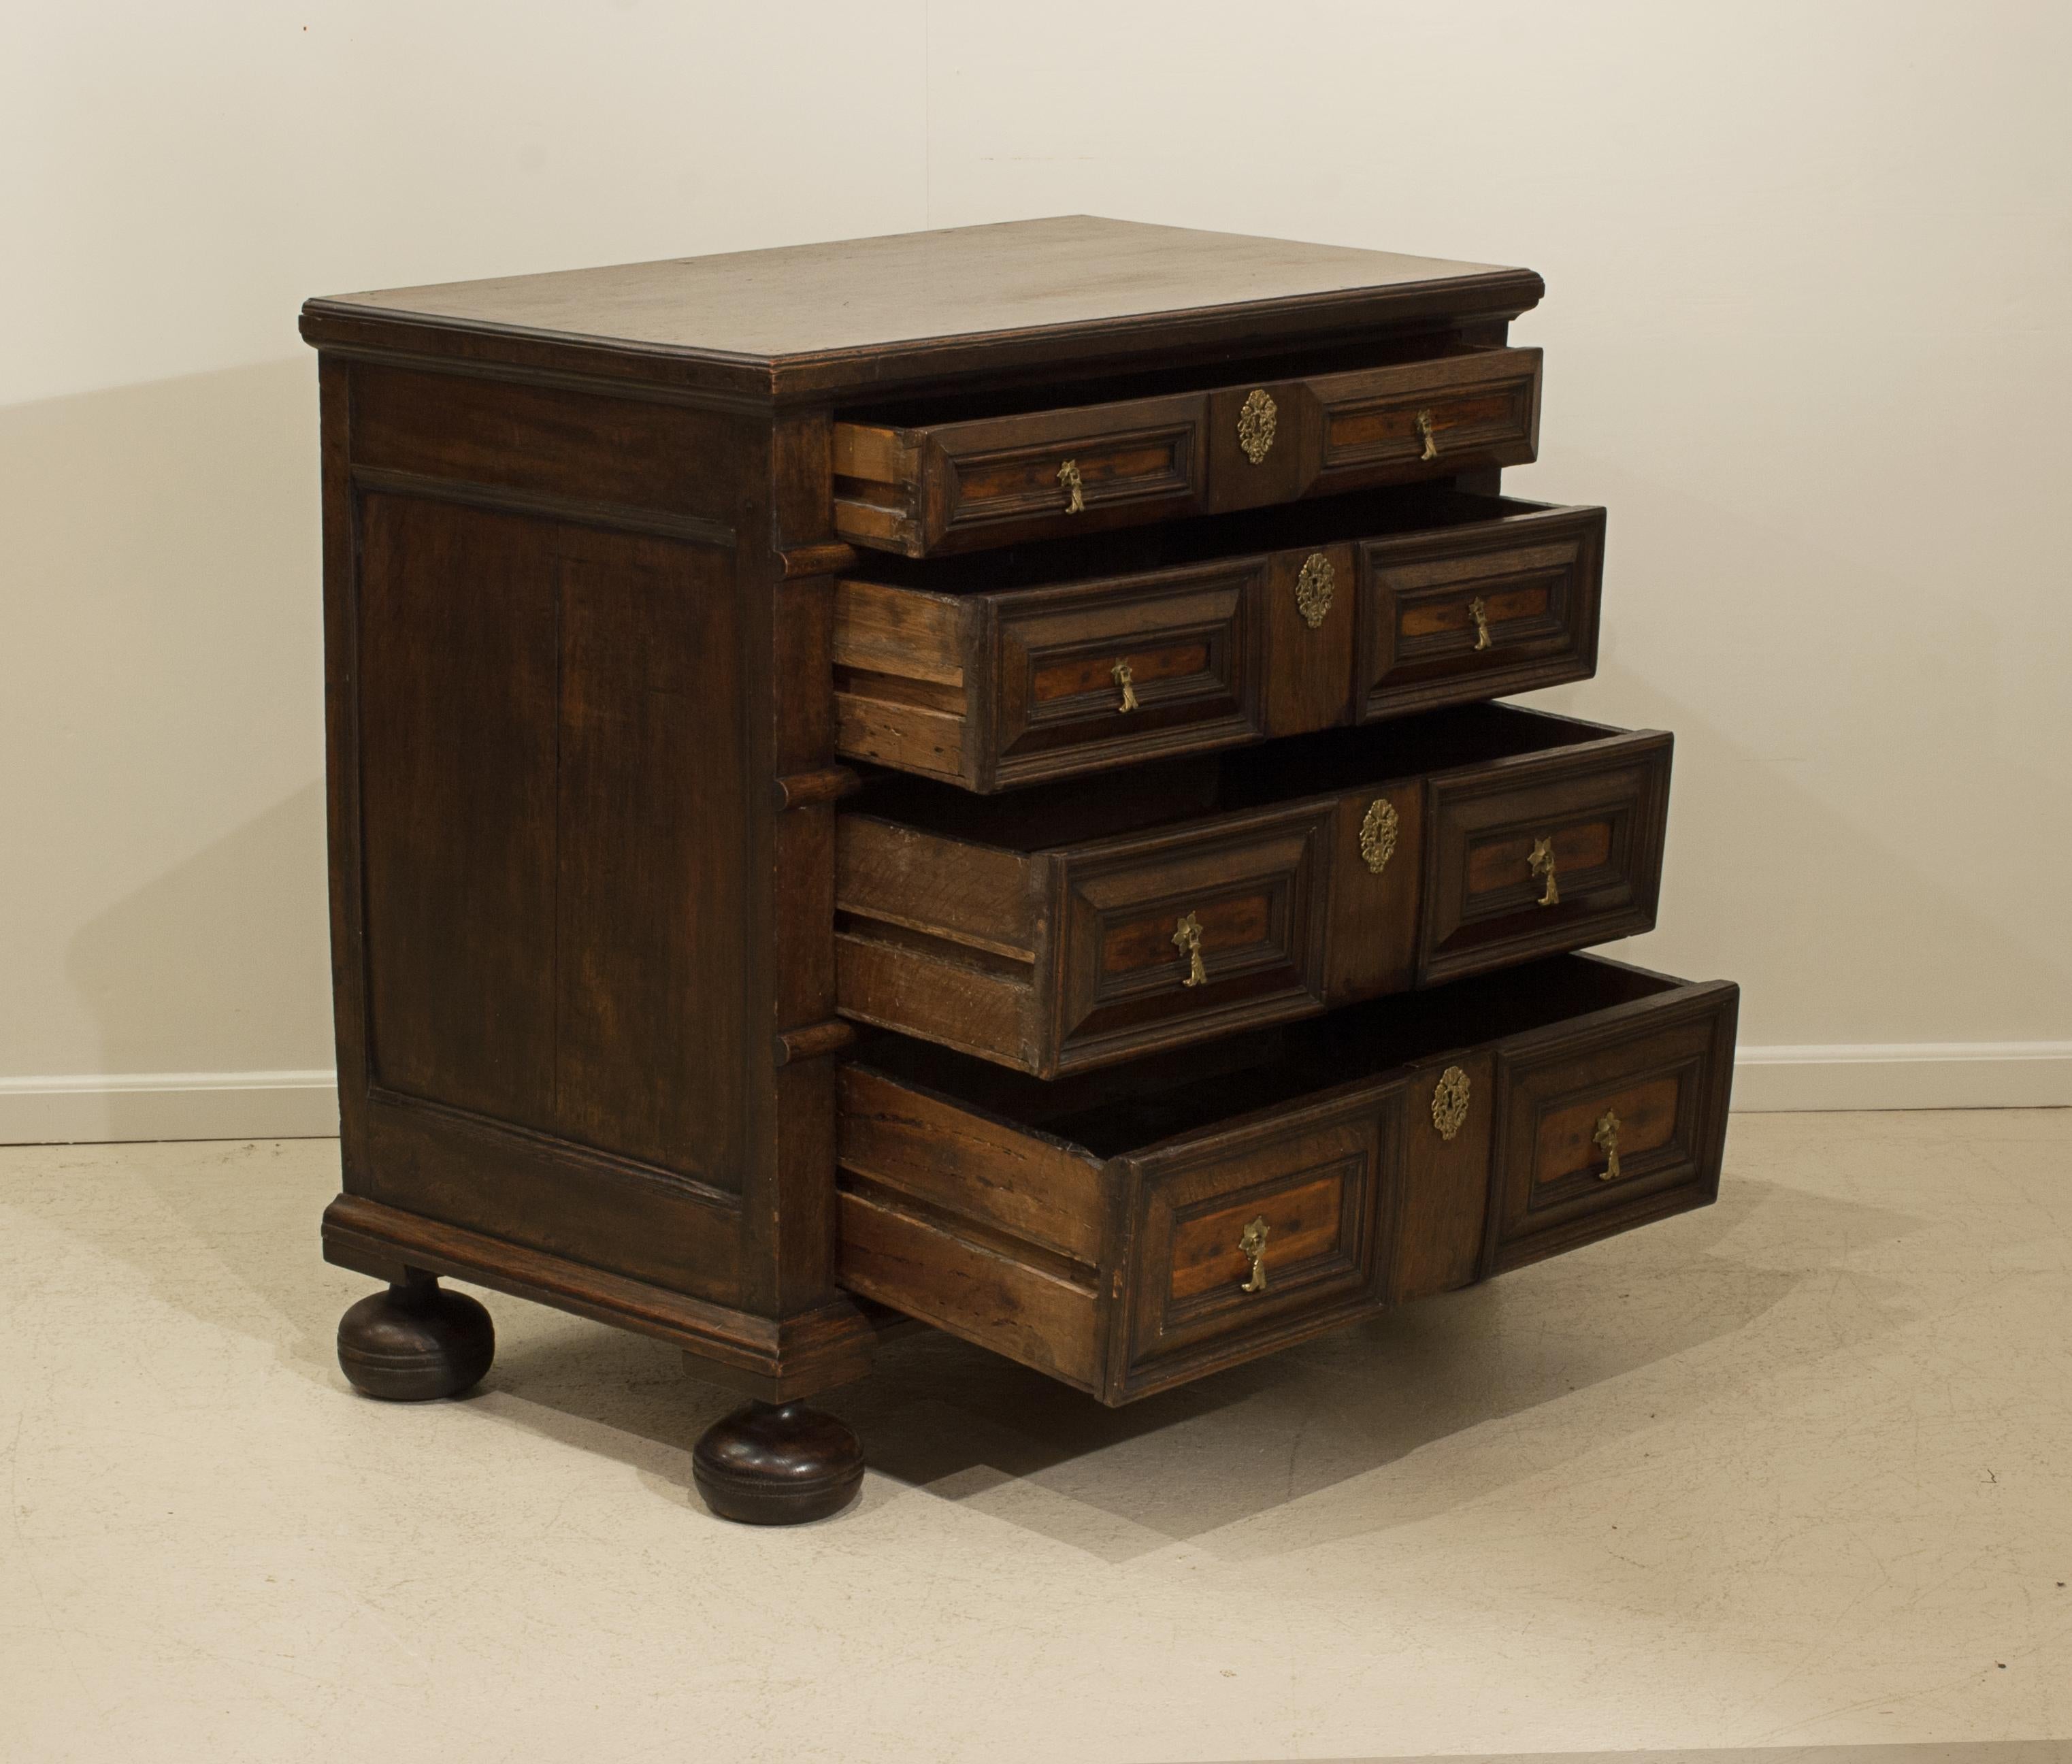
[834,348,1543,557]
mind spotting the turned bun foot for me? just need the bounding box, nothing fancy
[336,1275,495,1401]
[692,1401,864,1525]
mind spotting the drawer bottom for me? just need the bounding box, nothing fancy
[837,953,1737,1404]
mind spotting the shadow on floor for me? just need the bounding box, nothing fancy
[29,1134,1928,1563]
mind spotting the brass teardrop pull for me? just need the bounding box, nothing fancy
[1172,911,1206,987]
[1528,836,1560,906]
[1468,595,1492,651]
[1057,458,1084,514]
[1594,1110,1622,1181]
[1415,408,1439,462]
[1238,1215,1270,1293]
[1111,659,1138,713]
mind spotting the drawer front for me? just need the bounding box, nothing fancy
[833,349,1542,557]
[834,395,1208,557]
[1114,1088,1397,1400]
[1419,732,1672,985]
[1356,503,1605,720]
[989,560,1265,789]
[1486,981,1739,1273]
[1050,802,1332,1073]
[1308,348,1542,500]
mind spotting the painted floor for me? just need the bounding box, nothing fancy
[1,1111,2068,1763]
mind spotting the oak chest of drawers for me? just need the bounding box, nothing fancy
[303,216,1737,1524]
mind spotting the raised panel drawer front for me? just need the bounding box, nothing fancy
[1485,970,1740,1273]
[1355,499,1605,721]
[834,954,1737,1405]
[836,704,1671,1077]
[834,491,1602,791]
[832,348,1543,556]
[1420,723,1672,986]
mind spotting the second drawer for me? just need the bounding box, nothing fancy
[834,490,1605,791]
[836,704,1672,1077]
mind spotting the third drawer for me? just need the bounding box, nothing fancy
[834,488,1605,791]
[836,702,1671,1077]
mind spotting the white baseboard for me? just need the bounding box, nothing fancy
[1,1045,2067,1145]
[1730,1042,2072,1112]
[0,1070,340,1145]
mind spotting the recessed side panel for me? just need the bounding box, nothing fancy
[550,523,746,1181]
[358,493,562,1128]
[355,491,746,1196]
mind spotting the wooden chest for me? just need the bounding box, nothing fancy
[302,216,1736,1524]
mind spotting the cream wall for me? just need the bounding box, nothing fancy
[3,0,2067,1139]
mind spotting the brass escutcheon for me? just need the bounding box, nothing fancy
[1057,458,1084,514]
[1594,1109,1622,1181]
[1431,1065,1471,1140]
[1469,595,1492,651]
[1294,552,1334,629]
[1238,1215,1270,1294]
[1111,658,1138,713]
[1528,836,1560,907]
[1415,408,1439,463]
[1172,911,1206,987]
[1237,388,1278,465]
[1358,797,1399,877]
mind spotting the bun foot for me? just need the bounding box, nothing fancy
[337,1275,495,1401]
[692,1401,864,1525]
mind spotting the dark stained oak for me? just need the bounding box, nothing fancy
[301,215,1542,402]
[305,216,1731,1523]
[832,346,1541,555]
[833,491,1604,790]
[336,1274,495,1402]
[691,1401,866,1526]
[835,706,1673,1077]
[836,956,1739,1404]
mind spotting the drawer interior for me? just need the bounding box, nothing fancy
[843,487,1547,595]
[851,953,1683,1160]
[848,701,1621,845]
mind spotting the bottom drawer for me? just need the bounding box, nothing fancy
[837,953,1738,1404]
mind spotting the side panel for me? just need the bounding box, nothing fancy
[325,360,760,1305]
[356,494,744,1186]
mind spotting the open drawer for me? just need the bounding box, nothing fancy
[834,489,1605,791]
[836,704,1671,1077]
[833,347,1542,556]
[837,953,1739,1403]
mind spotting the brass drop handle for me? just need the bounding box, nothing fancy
[1172,911,1206,988]
[1468,595,1492,651]
[1057,458,1084,514]
[1111,659,1138,713]
[1528,836,1560,907]
[1594,1109,1622,1181]
[1238,1215,1270,1293]
[1415,408,1439,463]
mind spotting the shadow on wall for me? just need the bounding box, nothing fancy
[1513,448,2072,1049]
[0,357,336,1126]
[65,779,333,1137]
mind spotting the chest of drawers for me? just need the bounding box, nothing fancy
[304,216,1736,1524]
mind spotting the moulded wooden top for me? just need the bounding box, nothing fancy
[299,215,1542,403]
